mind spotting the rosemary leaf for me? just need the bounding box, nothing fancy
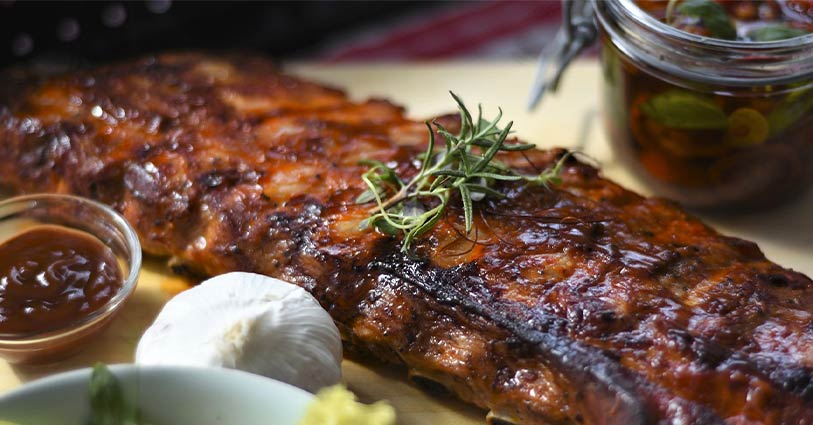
[404,198,447,248]
[471,139,536,151]
[355,188,379,204]
[472,121,513,174]
[428,169,467,178]
[419,122,436,174]
[460,184,474,233]
[466,183,506,199]
[469,172,524,181]
[372,217,401,236]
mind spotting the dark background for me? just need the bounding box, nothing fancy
[0,1,437,67]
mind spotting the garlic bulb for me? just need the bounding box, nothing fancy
[135,272,342,393]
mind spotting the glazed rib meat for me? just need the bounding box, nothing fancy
[2,53,813,424]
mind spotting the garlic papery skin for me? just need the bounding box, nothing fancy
[135,272,342,393]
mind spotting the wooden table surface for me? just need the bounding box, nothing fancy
[1,60,811,424]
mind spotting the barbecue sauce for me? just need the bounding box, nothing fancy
[0,225,123,335]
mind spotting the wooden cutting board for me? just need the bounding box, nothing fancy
[1,60,811,424]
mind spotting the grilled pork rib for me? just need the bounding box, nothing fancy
[1,54,812,424]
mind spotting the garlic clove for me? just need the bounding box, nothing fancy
[135,272,342,393]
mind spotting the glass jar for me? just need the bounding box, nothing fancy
[594,0,813,210]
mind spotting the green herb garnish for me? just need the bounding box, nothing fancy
[641,90,728,130]
[357,92,567,252]
[747,24,809,42]
[675,0,737,40]
[87,364,141,425]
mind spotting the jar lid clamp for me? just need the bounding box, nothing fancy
[527,0,597,110]
[530,0,813,109]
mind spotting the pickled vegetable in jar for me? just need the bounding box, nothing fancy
[636,0,812,41]
[595,0,813,210]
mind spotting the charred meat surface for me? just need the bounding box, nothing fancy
[1,54,812,424]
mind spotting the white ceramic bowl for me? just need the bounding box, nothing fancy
[0,365,314,425]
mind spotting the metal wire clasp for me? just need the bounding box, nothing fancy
[527,0,598,110]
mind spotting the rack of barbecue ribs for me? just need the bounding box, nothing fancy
[1,53,811,424]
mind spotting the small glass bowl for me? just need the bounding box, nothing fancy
[0,194,141,364]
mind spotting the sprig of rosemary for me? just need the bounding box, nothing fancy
[356,92,567,252]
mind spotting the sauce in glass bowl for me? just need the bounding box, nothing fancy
[0,194,140,364]
[0,225,123,335]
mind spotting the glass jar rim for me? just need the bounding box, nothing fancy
[0,194,141,343]
[596,0,813,87]
[614,0,813,49]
